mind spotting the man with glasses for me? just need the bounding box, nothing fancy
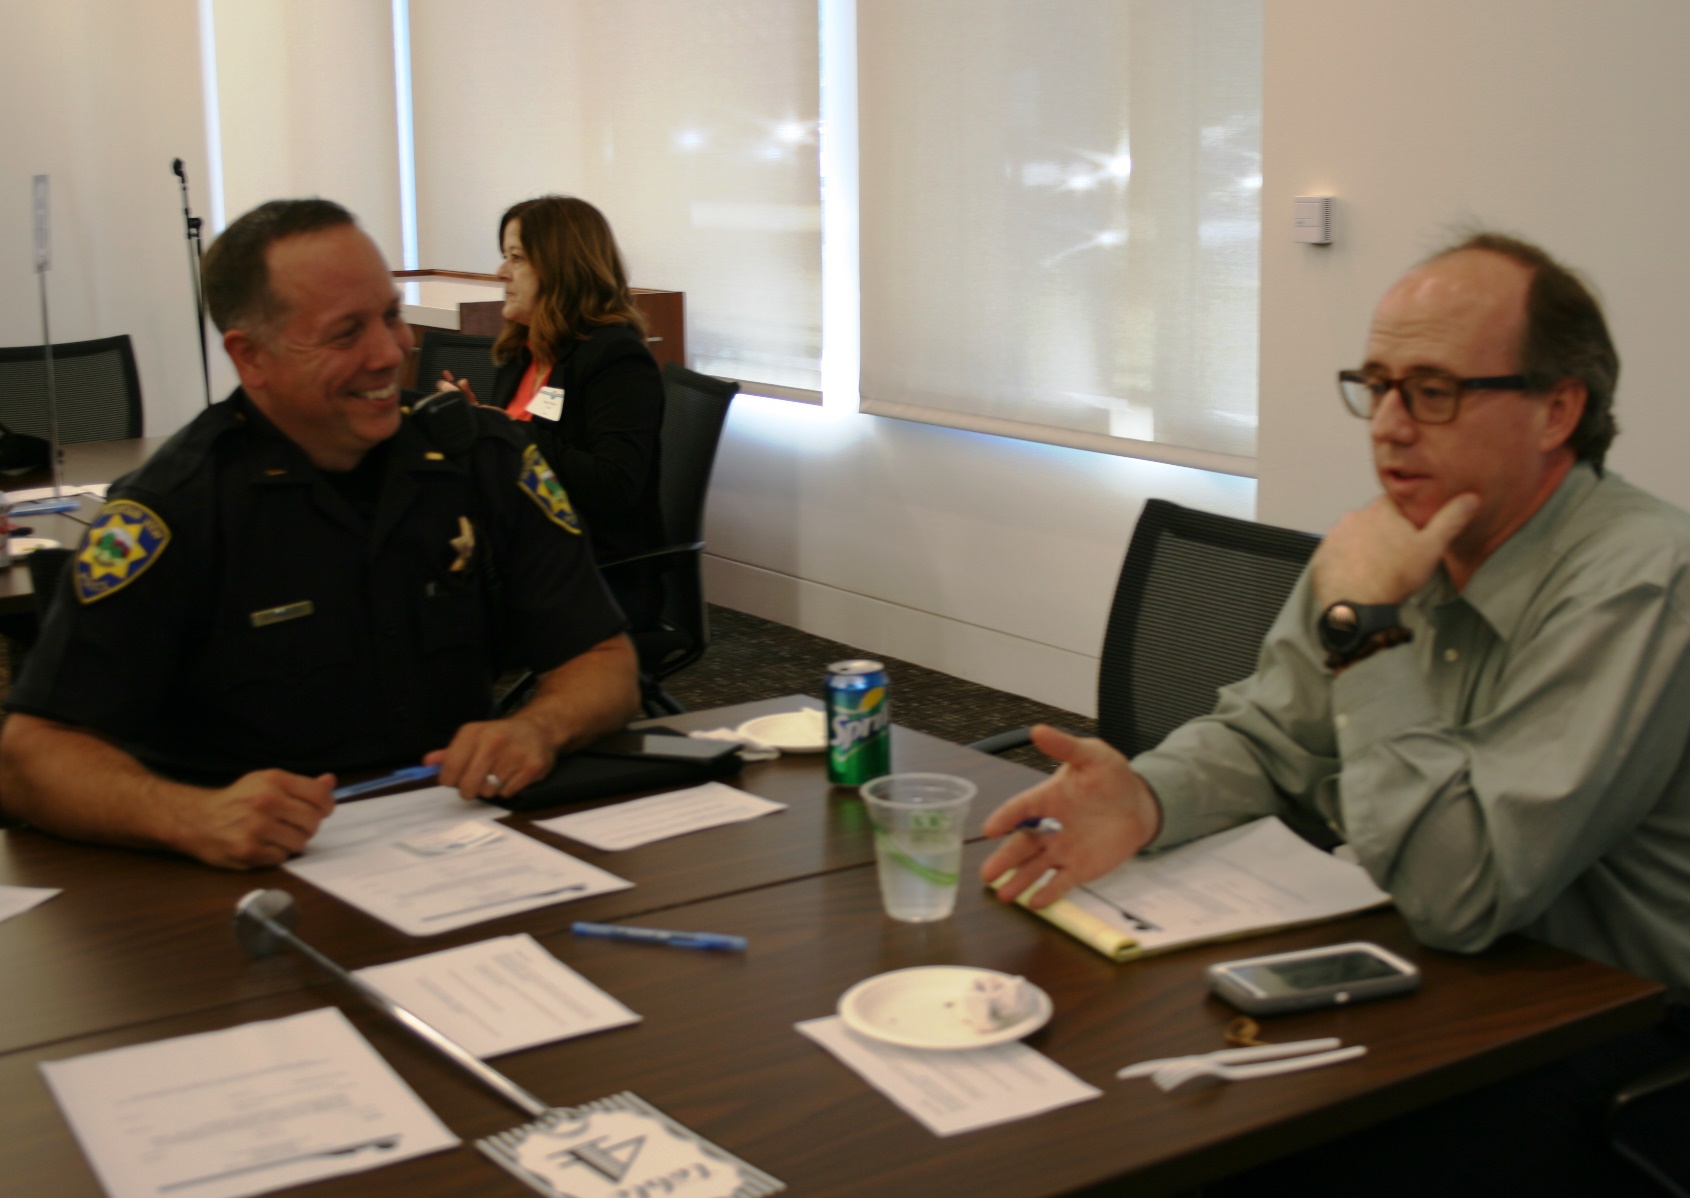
[982,233,1690,1192]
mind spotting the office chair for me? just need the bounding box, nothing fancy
[0,335,143,443]
[970,498,1319,759]
[494,363,737,720]
[601,362,738,717]
[414,330,497,406]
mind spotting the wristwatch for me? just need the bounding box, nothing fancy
[1318,601,1412,670]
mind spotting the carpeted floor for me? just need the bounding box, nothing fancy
[0,605,1096,775]
[663,607,1094,774]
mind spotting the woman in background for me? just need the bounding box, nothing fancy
[466,195,666,630]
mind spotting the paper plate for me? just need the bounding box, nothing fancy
[837,966,1053,1050]
[9,537,61,558]
[738,709,828,753]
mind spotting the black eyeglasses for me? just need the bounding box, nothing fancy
[1336,370,1531,425]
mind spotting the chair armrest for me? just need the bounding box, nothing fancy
[599,541,706,573]
[967,727,1034,756]
[1609,1050,1690,1115]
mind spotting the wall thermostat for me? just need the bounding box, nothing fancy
[1293,196,1333,245]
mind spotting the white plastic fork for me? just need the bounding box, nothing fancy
[1116,1037,1342,1080]
[1152,1045,1368,1093]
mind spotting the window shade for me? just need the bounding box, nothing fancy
[856,0,1262,473]
[410,0,821,392]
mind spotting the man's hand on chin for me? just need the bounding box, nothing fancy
[1312,492,1480,608]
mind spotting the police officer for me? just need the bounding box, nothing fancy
[0,199,639,869]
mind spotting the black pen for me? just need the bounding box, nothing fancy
[1014,817,1064,834]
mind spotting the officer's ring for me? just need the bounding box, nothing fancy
[485,773,503,791]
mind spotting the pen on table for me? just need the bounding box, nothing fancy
[332,764,441,802]
[572,921,748,953]
[1014,817,1065,835]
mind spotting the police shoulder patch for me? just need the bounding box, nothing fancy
[76,499,172,603]
[517,443,582,535]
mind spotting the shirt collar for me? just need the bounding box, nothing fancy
[1417,462,1601,640]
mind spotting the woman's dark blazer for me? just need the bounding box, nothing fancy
[489,322,666,628]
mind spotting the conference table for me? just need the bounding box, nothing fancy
[0,697,1665,1196]
[0,437,169,616]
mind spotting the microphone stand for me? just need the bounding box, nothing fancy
[172,158,212,409]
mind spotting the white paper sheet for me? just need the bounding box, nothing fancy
[797,1016,1100,1136]
[5,483,106,502]
[0,883,60,923]
[41,1007,458,1198]
[1069,816,1391,953]
[535,782,786,851]
[355,934,640,1058]
[287,788,631,935]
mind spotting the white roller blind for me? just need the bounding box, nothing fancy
[410,0,821,391]
[856,0,1262,473]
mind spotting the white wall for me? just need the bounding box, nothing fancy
[1257,0,1690,533]
[212,0,404,266]
[0,0,212,436]
[703,397,1253,714]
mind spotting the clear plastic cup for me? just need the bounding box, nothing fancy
[860,773,977,922]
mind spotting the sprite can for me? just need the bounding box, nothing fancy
[826,659,892,785]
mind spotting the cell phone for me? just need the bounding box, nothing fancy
[585,731,742,764]
[1206,941,1420,1015]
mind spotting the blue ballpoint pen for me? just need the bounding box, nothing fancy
[1014,817,1064,834]
[571,921,748,952]
[332,764,442,802]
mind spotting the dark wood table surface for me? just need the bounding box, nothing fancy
[0,836,1662,1197]
[0,437,168,614]
[0,697,1042,1055]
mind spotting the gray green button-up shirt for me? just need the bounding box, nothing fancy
[1133,464,1690,990]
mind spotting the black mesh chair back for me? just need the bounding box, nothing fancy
[0,335,142,443]
[638,363,738,690]
[494,365,736,719]
[1098,499,1319,758]
[414,330,497,406]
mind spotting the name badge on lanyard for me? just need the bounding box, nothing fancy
[528,386,566,422]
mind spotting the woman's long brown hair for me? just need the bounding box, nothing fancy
[492,195,646,365]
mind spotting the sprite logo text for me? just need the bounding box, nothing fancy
[831,686,888,760]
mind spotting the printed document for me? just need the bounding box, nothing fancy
[41,1007,457,1198]
[797,1016,1100,1136]
[5,483,106,502]
[355,933,640,1058]
[1066,816,1391,955]
[0,883,59,924]
[535,782,787,851]
[287,788,631,935]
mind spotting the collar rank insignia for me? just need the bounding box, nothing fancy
[76,499,171,604]
[518,443,582,535]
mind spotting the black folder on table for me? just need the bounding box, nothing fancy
[488,727,744,813]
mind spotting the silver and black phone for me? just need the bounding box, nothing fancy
[1207,941,1420,1015]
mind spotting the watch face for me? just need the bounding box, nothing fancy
[1320,603,1364,654]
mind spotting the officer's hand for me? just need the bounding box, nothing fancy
[1312,493,1479,608]
[436,369,480,405]
[426,718,555,802]
[979,726,1160,909]
[182,769,336,870]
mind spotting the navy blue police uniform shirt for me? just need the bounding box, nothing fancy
[6,390,627,786]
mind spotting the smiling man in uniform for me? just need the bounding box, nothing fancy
[0,198,638,868]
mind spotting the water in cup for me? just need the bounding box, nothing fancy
[860,773,976,923]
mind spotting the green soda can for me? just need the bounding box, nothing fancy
[826,659,892,785]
